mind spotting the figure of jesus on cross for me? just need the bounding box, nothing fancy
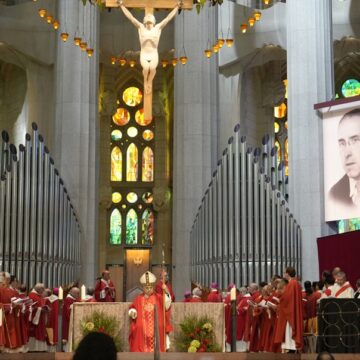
[117,0,183,120]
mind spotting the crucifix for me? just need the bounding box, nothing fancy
[107,0,193,121]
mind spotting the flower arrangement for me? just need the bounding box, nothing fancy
[79,310,122,351]
[175,316,221,352]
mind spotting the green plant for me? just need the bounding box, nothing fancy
[79,310,122,351]
[174,315,221,352]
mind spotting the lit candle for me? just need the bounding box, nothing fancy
[81,285,86,301]
[230,286,236,301]
[58,286,63,300]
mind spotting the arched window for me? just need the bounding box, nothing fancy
[111,146,122,181]
[109,83,156,246]
[142,209,154,245]
[110,209,122,245]
[126,209,138,245]
[275,140,281,168]
[126,143,138,181]
[142,147,154,182]
[341,79,360,98]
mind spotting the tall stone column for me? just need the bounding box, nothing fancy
[287,0,335,281]
[173,6,219,297]
[54,0,99,285]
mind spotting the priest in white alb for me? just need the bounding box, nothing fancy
[331,271,354,298]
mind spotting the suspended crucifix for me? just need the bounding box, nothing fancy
[106,0,193,121]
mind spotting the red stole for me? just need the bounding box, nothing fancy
[155,280,175,302]
[206,290,222,303]
[335,283,352,297]
[94,279,115,302]
[129,293,171,352]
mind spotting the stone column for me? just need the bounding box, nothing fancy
[287,0,335,281]
[54,0,99,285]
[173,6,219,297]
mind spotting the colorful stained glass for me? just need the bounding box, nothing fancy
[135,109,152,126]
[341,79,360,98]
[112,108,130,126]
[110,209,122,245]
[112,192,122,203]
[141,209,154,245]
[111,130,122,141]
[285,121,288,130]
[283,79,288,99]
[126,143,138,181]
[142,192,153,204]
[274,103,287,119]
[126,192,138,203]
[275,140,281,167]
[274,122,280,134]
[126,209,138,244]
[127,127,138,138]
[111,146,122,181]
[123,87,143,107]
[142,147,154,182]
[285,138,289,176]
[338,218,360,233]
[143,130,154,141]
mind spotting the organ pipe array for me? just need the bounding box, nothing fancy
[0,123,81,288]
[190,124,301,288]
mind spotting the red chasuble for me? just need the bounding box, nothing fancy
[28,290,47,343]
[129,293,172,352]
[206,290,222,303]
[273,279,304,350]
[62,294,77,342]
[45,295,59,345]
[155,280,175,302]
[94,279,116,302]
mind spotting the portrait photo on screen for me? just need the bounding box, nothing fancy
[323,107,360,221]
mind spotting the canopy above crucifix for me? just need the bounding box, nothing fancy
[104,0,193,9]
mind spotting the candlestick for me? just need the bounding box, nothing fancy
[81,285,86,301]
[230,286,236,301]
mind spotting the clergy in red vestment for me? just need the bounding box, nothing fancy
[188,287,203,302]
[28,283,49,352]
[182,290,192,302]
[273,267,303,352]
[331,271,354,298]
[62,287,80,349]
[94,270,116,302]
[129,271,172,352]
[44,288,59,350]
[155,271,175,302]
[206,283,222,303]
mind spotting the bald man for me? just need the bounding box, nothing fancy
[329,109,360,207]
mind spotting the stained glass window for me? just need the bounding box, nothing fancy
[142,147,154,182]
[111,130,122,141]
[341,79,360,98]
[112,192,122,203]
[142,192,153,204]
[143,130,154,141]
[126,192,138,203]
[111,147,122,181]
[112,108,130,126]
[338,218,360,233]
[275,141,281,167]
[126,143,138,181]
[142,209,154,245]
[123,87,143,107]
[274,122,280,134]
[284,138,289,176]
[135,109,152,126]
[127,127,138,138]
[274,103,287,119]
[126,209,138,244]
[110,209,122,245]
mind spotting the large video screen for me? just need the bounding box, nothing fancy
[323,107,360,221]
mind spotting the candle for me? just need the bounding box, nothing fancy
[230,286,236,301]
[81,285,86,301]
[58,286,63,300]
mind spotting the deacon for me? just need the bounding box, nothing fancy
[94,270,116,302]
[331,271,354,298]
[128,271,172,352]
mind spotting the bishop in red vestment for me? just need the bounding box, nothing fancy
[94,271,116,302]
[129,271,172,352]
[206,283,222,302]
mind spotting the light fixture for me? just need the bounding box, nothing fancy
[254,11,262,21]
[241,24,248,33]
[161,60,168,68]
[38,8,46,18]
[263,0,270,4]
[80,41,87,51]
[52,19,60,30]
[248,17,255,27]
[111,56,116,65]
[180,56,188,65]
[129,60,136,68]
[86,48,94,57]
[171,58,178,67]
[119,58,126,66]
[60,32,69,42]
[46,15,53,24]
[225,38,234,48]
[204,48,212,58]
[74,36,82,46]
[217,38,225,48]
[212,43,219,53]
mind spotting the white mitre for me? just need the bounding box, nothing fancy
[140,271,157,285]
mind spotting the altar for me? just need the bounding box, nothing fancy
[68,302,225,352]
